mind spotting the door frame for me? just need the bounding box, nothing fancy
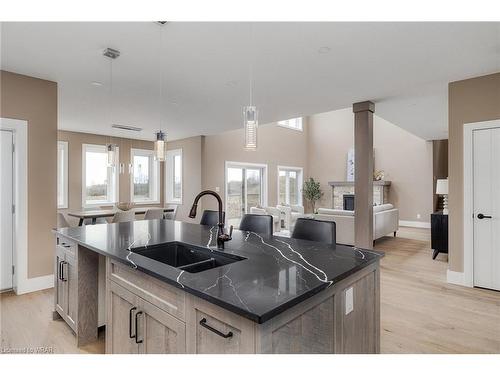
[224,161,268,223]
[0,118,28,294]
[463,119,500,287]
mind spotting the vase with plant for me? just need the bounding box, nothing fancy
[303,177,323,214]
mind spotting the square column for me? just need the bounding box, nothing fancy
[353,101,375,249]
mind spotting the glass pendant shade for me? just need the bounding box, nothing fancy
[106,143,117,167]
[244,106,258,151]
[154,130,166,161]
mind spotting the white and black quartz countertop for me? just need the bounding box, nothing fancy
[54,220,383,323]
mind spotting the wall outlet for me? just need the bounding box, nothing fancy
[215,186,220,193]
[417,213,421,219]
[345,287,354,315]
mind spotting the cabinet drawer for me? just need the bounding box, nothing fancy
[187,296,255,354]
[57,237,76,257]
[107,258,185,321]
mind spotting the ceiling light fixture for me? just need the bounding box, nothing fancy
[91,81,103,86]
[244,24,258,151]
[154,22,167,161]
[103,47,120,168]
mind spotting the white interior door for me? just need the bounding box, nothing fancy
[473,127,500,291]
[1,129,14,291]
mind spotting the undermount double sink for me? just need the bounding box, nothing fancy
[131,241,246,273]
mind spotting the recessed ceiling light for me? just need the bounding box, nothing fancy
[225,80,238,88]
[91,81,103,86]
[318,46,331,54]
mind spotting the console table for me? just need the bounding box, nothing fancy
[431,212,448,259]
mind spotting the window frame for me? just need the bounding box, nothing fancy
[165,148,183,205]
[277,165,303,206]
[130,148,160,204]
[57,141,69,209]
[81,143,119,208]
[277,117,303,132]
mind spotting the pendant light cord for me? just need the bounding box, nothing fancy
[159,24,163,133]
[249,22,254,107]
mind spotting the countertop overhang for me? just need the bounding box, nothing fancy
[54,220,383,323]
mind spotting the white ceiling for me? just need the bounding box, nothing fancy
[1,22,499,141]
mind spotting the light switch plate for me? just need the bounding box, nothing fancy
[345,287,354,315]
[215,186,220,192]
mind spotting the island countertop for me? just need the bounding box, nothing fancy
[54,220,383,323]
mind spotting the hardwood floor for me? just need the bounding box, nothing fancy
[1,227,499,354]
[376,227,500,353]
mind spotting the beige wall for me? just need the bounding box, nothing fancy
[201,122,309,212]
[167,136,202,222]
[308,108,433,223]
[58,130,202,223]
[448,72,500,272]
[1,70,57,278]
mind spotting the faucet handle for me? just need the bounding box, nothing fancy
[228,225,233,239]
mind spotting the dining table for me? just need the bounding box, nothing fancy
[66,207,175,226]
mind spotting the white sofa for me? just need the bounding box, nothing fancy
[249,206,281,233]
[276,205,305,232]
[313,203,399,246]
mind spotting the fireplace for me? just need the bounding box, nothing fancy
[343,194,355,211]
[328,180,391,209]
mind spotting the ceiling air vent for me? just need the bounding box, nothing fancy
[111,124,142,132]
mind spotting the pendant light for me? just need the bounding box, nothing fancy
[104,47,120,167]
[154,22,167,161]
[244,23,258,151]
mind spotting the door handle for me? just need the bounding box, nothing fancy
[199,318,233,338]
[477,213,492,219]
[129,307,137,339]
[58,261,63,281]
[135,311,143,344]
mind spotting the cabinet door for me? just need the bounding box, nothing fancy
[137,298,186,354]
[106,281,140,354]
[187,299,255,354]
[64,252,78,332]
[54,246,66,317]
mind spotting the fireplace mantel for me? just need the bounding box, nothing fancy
[328,180,392,187]
[328,180,392,209]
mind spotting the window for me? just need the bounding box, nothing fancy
[130,148,160,203]
[166,149,182,204]
[57,141,68,208]
[225,162,268,227]
[278,166,303,206]
[278,117,303,131]
[82,144,118,206]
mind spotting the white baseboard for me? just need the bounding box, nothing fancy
[399,220,431,229]
[446,270,467,286]
[15,274,54,295]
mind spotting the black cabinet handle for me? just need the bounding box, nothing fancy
[58,261,63,281]
[135,311,143,344]
[129,307,137,339]
[477,213,492,219]
[60,261,67,281]
[199,318,233,339]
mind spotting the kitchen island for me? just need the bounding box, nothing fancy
[53,219,383,354]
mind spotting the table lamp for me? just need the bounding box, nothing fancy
[436,178,449,214]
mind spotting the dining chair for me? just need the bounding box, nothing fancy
[57,212,71,228]
[199,210,225,226]
[291,218,336,245]
[144,208,164,220]
[239,214,273,236]
[111,210,135,223]
[164,205,178,220]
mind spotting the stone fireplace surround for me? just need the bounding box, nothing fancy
[328,180,391,209]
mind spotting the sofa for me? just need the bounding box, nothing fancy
[249,206,281,233]
[313,203,399,246]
